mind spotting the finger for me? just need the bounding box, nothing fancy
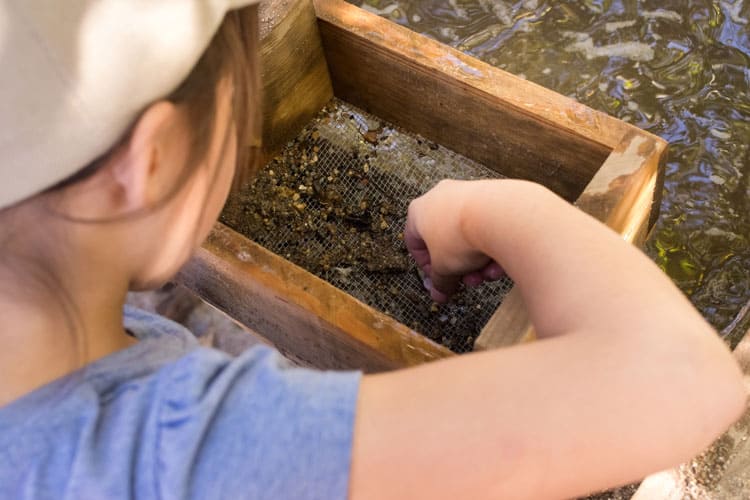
[430,288,450,303]
[430,272,461,303]
[422,276,448,303]
[481,261,506,281]
[404,216,431,268]
[462,271,484,288]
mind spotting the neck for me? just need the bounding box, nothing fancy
[0,251,138,406]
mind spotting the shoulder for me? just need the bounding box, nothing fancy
[156,345,362,500]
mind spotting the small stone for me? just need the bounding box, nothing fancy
[311,130,320,140]
[380,220,388,230]
[363,130,379,144]
[363,163,370,173]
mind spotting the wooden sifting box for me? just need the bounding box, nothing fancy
[177,0,668,372]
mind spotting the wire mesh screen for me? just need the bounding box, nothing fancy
[222,99,513,353]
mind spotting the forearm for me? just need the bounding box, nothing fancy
[462,179,708,339]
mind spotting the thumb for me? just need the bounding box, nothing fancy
[427,271,461,303]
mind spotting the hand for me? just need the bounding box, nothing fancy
[405,180,505,303]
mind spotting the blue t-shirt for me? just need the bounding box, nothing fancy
[0,306,361,499]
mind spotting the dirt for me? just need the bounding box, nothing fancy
[225,132,411,276]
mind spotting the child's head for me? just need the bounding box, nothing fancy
[0,3,261,299]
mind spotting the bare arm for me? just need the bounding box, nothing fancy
[349,180,746,500]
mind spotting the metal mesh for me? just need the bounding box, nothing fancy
[222,99,513,353]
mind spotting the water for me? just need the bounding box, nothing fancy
[351,0,750,339]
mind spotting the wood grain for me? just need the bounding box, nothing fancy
[178,223,454,372]
[259,0,333,161]
[314,0,634,201]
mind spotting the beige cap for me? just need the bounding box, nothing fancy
[0,0,260,210]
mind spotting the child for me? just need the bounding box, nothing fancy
[0,1,745,499]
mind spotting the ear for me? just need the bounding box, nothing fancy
[110,101,184,210]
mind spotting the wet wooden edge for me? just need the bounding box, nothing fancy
[259,0,333,160]
[314,0,631,201]
[178,223,454,372]
[476,130,668,350]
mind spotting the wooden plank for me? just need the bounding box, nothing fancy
[177,223,454,372]
[473,289,535,350]
[475,131,667,350]
[258,0,333,161]
[314,0,631,201]
[575,131,667,246]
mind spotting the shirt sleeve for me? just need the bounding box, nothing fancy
[155,345,361,500]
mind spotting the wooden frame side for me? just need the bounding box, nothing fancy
[314,0,631,201]
[259,0,333,161]
[178,223,454,372]
[475,131,667,349]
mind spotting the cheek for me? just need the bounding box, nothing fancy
[197,127,237,240]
